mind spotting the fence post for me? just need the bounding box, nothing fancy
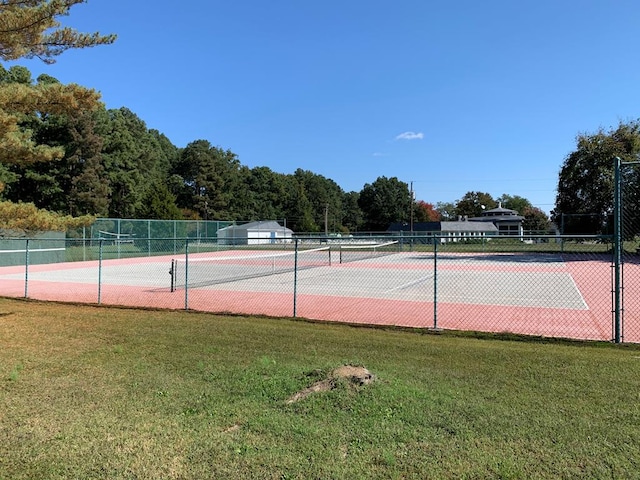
[174,221,177,255]
[117,218,121,259]
[184,238,189,310]
[293,238,299,317]
[613,156,640,343]
[24,238,29,298]
[433,235,438,330]
[98,239,103,304]
[613,156,622,343]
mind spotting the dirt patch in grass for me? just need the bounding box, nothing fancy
[286,365,375,404]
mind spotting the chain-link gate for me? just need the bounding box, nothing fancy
[614,157,640,343]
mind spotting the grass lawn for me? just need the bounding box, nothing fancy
[1,298,639,479]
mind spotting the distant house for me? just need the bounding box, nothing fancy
[389,203,526,241]
[467,203,525,236]
[217,220,293,245]
[388,220,498,242]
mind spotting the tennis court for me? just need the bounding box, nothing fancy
[0,244,635,342]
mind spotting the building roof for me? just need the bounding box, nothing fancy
[218,220,292,233]
[243,220,289,231]
[471,203,524,222]
[468,214,525,223]
[441,221,498,233]
[484,205,517,215]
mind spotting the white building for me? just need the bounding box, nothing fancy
[467,203,525,236]
[216,220,293,245]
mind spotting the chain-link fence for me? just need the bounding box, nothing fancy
[67,218,294,244]
[615,157,640,343]
[1,233,633,343]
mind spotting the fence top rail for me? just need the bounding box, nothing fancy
[3,233,616,241]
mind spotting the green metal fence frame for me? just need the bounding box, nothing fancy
[613,156,640,343]
[2,232,626,342]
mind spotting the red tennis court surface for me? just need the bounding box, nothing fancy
[1,251,638,343]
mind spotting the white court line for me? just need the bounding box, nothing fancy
[0,248,65,253]
[550,255,588,309]
[568,271,589,309]
[387,275,433,293]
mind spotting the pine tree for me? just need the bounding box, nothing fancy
[0,0,115,231]
[0,1,116,64]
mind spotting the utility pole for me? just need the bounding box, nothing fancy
[410,181,414,233]
[324,203,329,236]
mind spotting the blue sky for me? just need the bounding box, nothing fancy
[10,0,640,214]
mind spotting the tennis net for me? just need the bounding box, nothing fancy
[338,240,400,264]
[170,246,332,289]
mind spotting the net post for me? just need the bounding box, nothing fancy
[169,259,176,293]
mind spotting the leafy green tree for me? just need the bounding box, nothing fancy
[554,121,640,234]
[496,194,532,214]
[454,192,496,218]
[66,111,110,216]
[6,107,111,216]
[139,180,182,220]
[4,65,32,84]
[522,206,551,233]
[3,73,110,215]
[358,176,411,231]
[0,65,102,167]
[285,178,316,232]
[341,191,363,233]
[150,129,179,171]
[0,162,17,197]
[172,140,241,220]
[69,156,110,216]
[240,166,289,221]
[99,108,174,218]
[435,201,456,221]
[4,107,67,207]
[4,97,179,220]
[293,169,344,233]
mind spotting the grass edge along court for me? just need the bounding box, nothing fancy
[1,298,639,479]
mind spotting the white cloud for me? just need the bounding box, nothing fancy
[395,131,424,141]
[372,152,387,157]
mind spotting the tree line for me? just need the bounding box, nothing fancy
[2,1,634,236]
[0,64,555,233]
[0,68,413,233]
